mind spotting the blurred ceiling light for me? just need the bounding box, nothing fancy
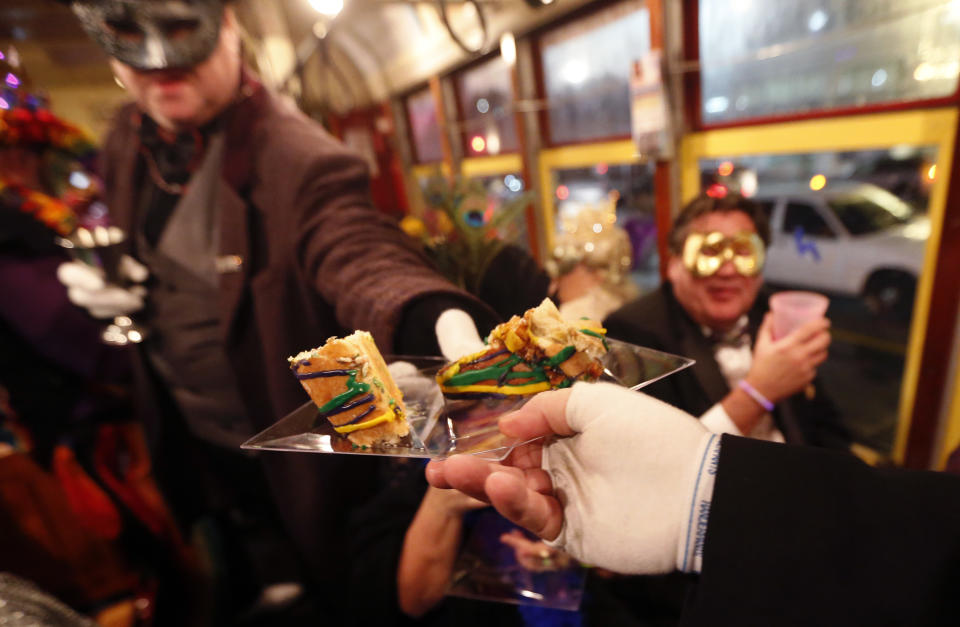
[705,96,729,114]
[717,161,734,177]
[808,10,828,32]
[500,32,517,67]
[913,61,960,81]
[312,21,329,38]
[809,174,827,191]
[0,97,8,111]
[476,98,490,113]
[504,174,523,192]
[309,0,343,18]
[871,69,887,88]
[556,184,569,200]
[470,135,486,152]
[561,59,588,85]
[486,131,501,154]
[5,73,20,88]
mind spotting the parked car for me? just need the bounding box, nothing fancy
[753,181,929,318]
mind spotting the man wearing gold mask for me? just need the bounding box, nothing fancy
[604,193,849,448]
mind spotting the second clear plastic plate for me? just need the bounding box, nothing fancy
[241,340,694,460]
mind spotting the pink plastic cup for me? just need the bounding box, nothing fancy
[769,291,829,340]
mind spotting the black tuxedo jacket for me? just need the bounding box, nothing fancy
[682,435,960,625]
[604,283,850,449]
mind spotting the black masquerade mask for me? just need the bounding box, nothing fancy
[70,0,223,71]
[681,231,765,278]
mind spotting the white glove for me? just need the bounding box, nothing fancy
[387,361,445,442]
[435,309,486,361]
[57,255,149,319]
[543,382,720,574]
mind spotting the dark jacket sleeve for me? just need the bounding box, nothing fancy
[682,435,960,626]
[289,148,496,352]
[604,294,698,412]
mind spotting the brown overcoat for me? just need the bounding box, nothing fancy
[99,79,485,593]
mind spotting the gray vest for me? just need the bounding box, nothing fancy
[137,133,255,448]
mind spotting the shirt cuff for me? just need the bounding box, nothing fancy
[677,433,721,573]
[700,403,746,437]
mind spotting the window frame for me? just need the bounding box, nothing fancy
[403,83,444,166]
[452,49,521,158]
[532,0,655,148]
[682,106,959,468]
[682,0,960,133]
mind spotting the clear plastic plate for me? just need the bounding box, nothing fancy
[447,509,587,610]
[241,339,694,460]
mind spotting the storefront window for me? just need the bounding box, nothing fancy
[407,87,443,163]
[456,56,518,156]
[552,162,659,291]
[699,146,938,454]
[699,0,960,123]
[541,1,650,144]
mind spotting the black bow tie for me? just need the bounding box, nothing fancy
[706,317,751,348]
[712,331,751,349]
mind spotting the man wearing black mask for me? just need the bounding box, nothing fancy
[57,1,497,622]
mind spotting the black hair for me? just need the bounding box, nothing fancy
[667,192,771,254]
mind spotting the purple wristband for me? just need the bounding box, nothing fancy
[738,379,774,412]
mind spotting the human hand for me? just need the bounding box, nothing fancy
[434,309,486,361]
[500,529,572,572]
[426,382,719,574]
[387,361,445,440]
[747,313,830,403]
[388,361,442,402]
[57,256,148,319]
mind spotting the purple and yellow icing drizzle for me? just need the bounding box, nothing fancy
[292,362,403,433]
[436,328,604,397]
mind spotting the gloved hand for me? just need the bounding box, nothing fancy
[57,255,149,319]
[434,309,486,361]
[387,361,445,440]
[426,382,721,575]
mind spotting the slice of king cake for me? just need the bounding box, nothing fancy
[288,331,408,447]
[436,298,608,398]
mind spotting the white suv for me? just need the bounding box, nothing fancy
[753,181,929,318]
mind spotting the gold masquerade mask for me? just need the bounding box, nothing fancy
[681,231,765,278]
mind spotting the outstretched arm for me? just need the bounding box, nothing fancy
[428,382,960,623]
[396,487,485,617]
